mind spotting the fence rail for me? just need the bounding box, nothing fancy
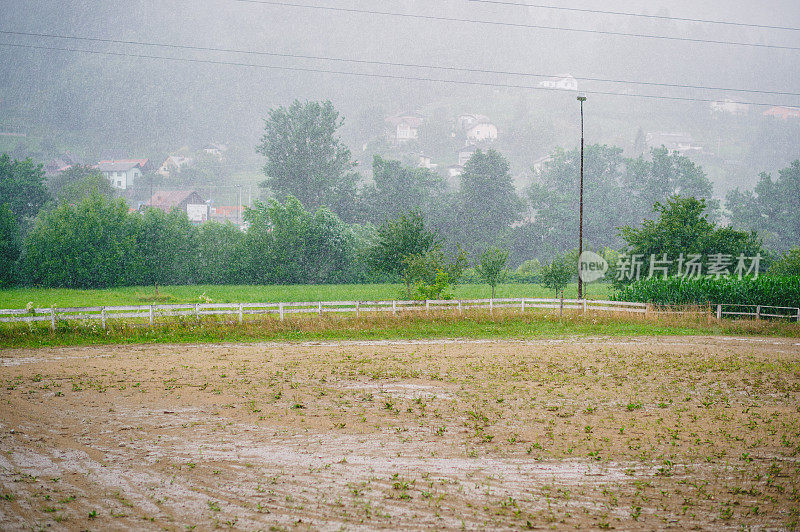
[0,299,796,330]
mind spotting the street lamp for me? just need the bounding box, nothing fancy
[577,93,587,300]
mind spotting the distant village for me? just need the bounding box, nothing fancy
[37,71,800,229]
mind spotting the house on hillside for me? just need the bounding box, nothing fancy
[203,143,228,158]
[466,121,498,142]
[763,106,800,120]
[98,159,148,190]
[458,144,479,166]
[532,154,554,175]
[538,74,578,92]
[645,132,702,154]
[447,165,464,179]
[457,113,489,130]
[385,113,423,143]
[710,99,750,115]
[44,152,84,177]
[157,155,194,177]
[44,159,73,178]
[457,114,498,142]
[147,190,210,223]
[417,154,438,170]
[211,205,246,226]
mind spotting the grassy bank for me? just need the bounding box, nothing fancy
[0,282,612,309]
[2,308,797,349]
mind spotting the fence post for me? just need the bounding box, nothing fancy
[101,307,106,329]
[195,303,199,320]
[392,300,397,316]
[756,305,761,320]
[716,304,722,320]
[149,304,154,327]
[318,302,322,316]
[521,299,525,312]
[582,299,587,315]
[279,302,284,321]
[50,307,56,331]
[490,298,494,316]
[796,307,800,323]
[559,291,563,317]
[458,300,463,316]
[356,301,360,318]
[426,300,430,316]
[238,304,243,324]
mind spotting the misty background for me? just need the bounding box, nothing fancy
[1,0,799,198]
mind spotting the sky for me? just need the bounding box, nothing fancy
[1,0,798,190]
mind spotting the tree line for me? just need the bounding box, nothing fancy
[1,100,799,292]
[255,101,800,262]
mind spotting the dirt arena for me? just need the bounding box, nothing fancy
[1,336,798,530]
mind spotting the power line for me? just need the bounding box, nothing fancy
[466,0,800,32]
[2,30,797,97]
[231,0,800,51]
[1,41,793,108]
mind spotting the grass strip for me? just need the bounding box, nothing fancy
[1,308,797,349]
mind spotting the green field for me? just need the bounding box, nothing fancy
[0,282,612,309]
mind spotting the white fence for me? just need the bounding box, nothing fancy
[0,298,646,330]
[714,303,800,321]
[0,299,796,330]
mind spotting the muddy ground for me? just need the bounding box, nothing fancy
[0,336,799,530]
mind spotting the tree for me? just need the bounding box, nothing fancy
[475,246,509,299]
[525,145,718,262]
[726,160,800,251]
[618,196,763,283]
[22,192,136,288]
[50,165,115,205]
[625,147,716,218]
[245,196,356,284]
[171,153,228,187]
[540,254,573,297]
[528,145,632,258]
[417,107,459,156]
[195,222,248,285]
[0,203,21,287]
[457,149,522,254]
[768,247,800,277]
[366,210,440,290]
[361,156,445,223]
[256,100,358,218]
[127,207,197,288]
[0,153,50,224]
[402,247,468,300]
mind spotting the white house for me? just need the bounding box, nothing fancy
[645,132,702,153]
[147,190,209,223]
[458,145,479,166]
[203,143,228,158]
[538,74,578,92]
[385,114,423,143]
[418,154,438,170]
[457,113,489,130]
[532,154,554,174]
[157,156,194,177]
[447,165,464,179]
[710,99,750,115]
[466,121,498,142]
[98,159,147,190]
